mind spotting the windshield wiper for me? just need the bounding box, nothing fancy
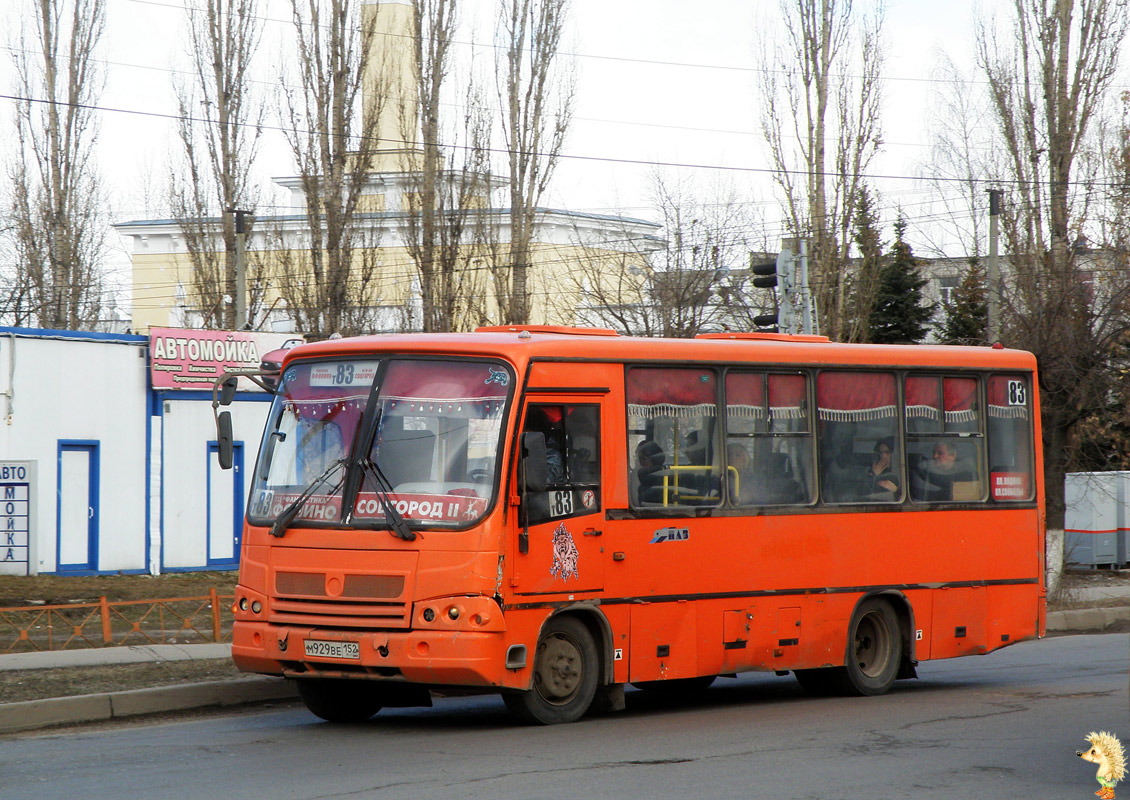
[358,457,417,541]
[271,458,348,538]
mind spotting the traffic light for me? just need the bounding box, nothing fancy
[750,249,797,331]
[751,258,778,289]
[750,255,779,329]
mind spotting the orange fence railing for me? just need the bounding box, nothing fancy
[0,589,235,654]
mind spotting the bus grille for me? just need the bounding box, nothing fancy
[270,570,411,629]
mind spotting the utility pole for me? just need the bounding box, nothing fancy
[232,208,250,330]
[783,237,817,335]
[987,189,1001,343]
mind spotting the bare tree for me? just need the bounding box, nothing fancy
[758,0,884,340]
[277,0,384,337]
[170,0,265,330]
[569,172,768,337]
[494,0,575,325]
[976,0,1130,524]
[920,55,996,261]
[8,0,107,330]
[401,0,493,332]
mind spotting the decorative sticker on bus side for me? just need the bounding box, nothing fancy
[353,492,487,523]
[549,523,579,581]
[650,527,690,544]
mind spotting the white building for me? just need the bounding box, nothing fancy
[0,326,288,575]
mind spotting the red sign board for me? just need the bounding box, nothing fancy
[991,472,1030,501]
[148,327,297,390]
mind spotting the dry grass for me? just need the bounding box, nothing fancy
[0,571,238,608]
[0,660,246,704]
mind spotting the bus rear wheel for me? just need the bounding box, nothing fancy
[843,598,901,696]
[296,678,383,723]
[794,598,901,697]
[504,615,598,725]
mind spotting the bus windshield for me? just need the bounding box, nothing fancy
[248,357,512,530]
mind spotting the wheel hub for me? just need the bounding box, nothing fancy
[855,613,891,677]
[535,634,582,702]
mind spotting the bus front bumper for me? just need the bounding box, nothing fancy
[231,622,519,688]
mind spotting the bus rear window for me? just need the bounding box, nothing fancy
[987,374,1034,502]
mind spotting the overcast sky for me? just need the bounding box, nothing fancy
[4,0,983,270]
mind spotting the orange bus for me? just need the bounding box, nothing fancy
[216,326,1045,724]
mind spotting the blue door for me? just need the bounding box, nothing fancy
[207,441,243,567]
[57,441,99,573]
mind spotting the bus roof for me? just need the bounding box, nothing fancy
[282,326,1037,373]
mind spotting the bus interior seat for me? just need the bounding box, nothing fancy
[375,430,436,487]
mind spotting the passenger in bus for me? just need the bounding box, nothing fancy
[912,440,974,501]
[632,441,667,504]
[862,437,899,498]
[524,407,565,484]
[726,443,757,504]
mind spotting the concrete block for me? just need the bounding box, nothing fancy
[0,694,112,733]
[216,677,298,706]
[109,683,224,717]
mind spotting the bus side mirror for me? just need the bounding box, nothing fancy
[521,432,548,493]
[219,376,238,406]
[217,411,234,470]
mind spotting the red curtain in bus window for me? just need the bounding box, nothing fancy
[627,368,717,419]
[816,372,896,421]
[988,375,1031,419]
[725,373,764,423]
[943,377,978,424]
[904,376,978,425]
[768,374,806,423]
[380,360,510,418]
[905,376,941,423]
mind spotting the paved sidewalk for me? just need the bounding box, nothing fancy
[0,643,299,735]
[0,602,1125,736]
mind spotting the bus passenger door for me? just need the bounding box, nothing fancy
[513,398,605,594]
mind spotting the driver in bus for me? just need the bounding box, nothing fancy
[632,440,667,504]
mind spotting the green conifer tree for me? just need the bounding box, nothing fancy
[845,185,884,342]
[940,261,988,346]
[868,216,935,344]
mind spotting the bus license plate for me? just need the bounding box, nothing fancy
[304,639,360,660]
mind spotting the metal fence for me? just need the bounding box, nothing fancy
[0,590,235,653]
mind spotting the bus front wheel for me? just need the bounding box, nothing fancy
[504,615,598,724]
[296,678,383,723]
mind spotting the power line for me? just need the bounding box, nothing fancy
[3,90,1108,192]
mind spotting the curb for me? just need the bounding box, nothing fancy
[0,676,298,735]
[1046,606,1130,632]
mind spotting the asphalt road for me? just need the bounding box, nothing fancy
[2,632,1127,800]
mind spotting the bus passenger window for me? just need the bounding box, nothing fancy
[906,375,985,503]
[523,404,601,525]
[816,371,899,503]
[987,374,1034,502]
[724,371,813,506]
[626,367,721,509]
